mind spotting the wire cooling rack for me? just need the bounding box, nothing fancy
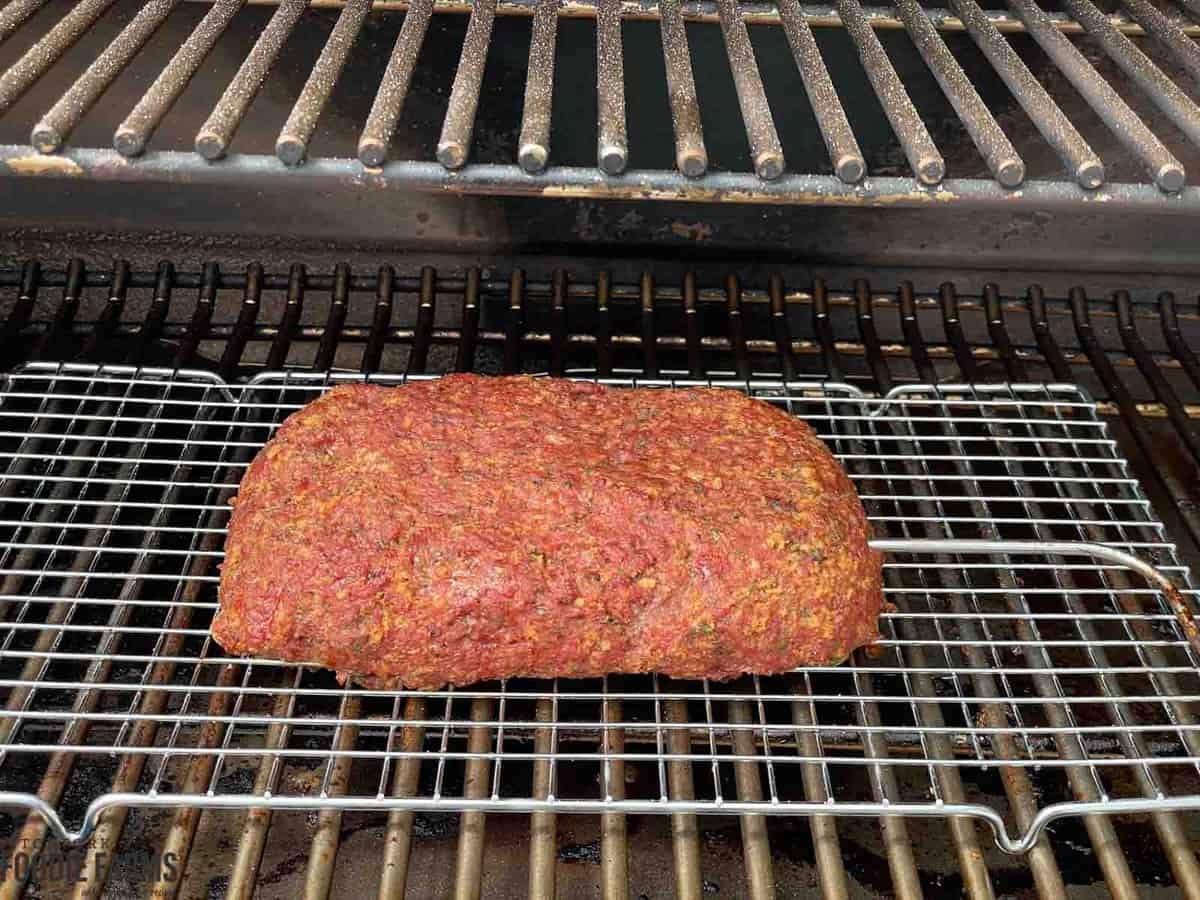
[0,363,1197,851]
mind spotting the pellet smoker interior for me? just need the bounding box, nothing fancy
[1,1,1200,898]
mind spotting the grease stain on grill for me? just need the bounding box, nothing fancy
[412,811,460,839]
[253,844,311,887]
[558,838,601,863]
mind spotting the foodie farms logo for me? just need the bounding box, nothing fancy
[0,840,180,887]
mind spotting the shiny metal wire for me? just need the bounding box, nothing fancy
[0,363,1196,852]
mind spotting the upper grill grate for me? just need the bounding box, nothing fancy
[1,1,1200,209]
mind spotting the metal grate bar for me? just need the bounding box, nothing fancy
[658,0,706,177]
[31,0,180,154]
[452,696,494,900]
[114,0,244,157]
[357,0,434,166]
[729,699,775,898]
[898,282,935,380]
[714,0,785,180]
[939,283,978,380]
[663,694,703,898]
[438,0,497,169]
[150,662,240,900]
[849,662,924,898]
[767,276,796,381]
[721,275,747,378]
[528,695,557,899]
[810,280,842,381]
[32,259,84,364]
[1120,0,1200,84]
[363,265,397,375]
[673,271,700,376]
[518,0,558,174]
[1063,290,1200,549]
[218,264,263,382]
[0,0,118,118]
[455,268,481,373]
[124,262,174,368]
[592,271,612,377]
[1007,0,1183,191]
[0,262,40,367]
[953,0,1103,187]
[1161,292,1200,394]
[171,262,216,370]
[895,0,1023,188]
[777,0,863,184]
[1115,291,1200,471]
[225,670,302,900]
[265,263,306,371]
[276,0,371,165]
[195,0,308,160]
[78,260,130,365]
[836,0,943,185]
[595,0,628,175]
[789,682,853,898]
[303,693,362,900]
[1062,0,1200,151]
[0,0,51,47]
[549,269,568,377]
[314,264,350,371]
[377,696,428,900]
[504,269,525,374]
[599,680,628,900]
[640,272,659,377]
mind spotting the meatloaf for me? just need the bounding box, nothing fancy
[213,376,883,688]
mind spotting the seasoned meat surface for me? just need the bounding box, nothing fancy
[213,376,883,688]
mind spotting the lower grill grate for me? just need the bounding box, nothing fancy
[0,261,1198,898]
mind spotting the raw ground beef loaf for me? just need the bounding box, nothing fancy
[212,376,884,688]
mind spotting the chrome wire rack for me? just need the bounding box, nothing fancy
[1,0,1200,210]
[0,363,1197,854]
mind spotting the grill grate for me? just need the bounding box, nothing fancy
[0,364,1196,863]
[1,1,1200,209]
[0,261,1198,897]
